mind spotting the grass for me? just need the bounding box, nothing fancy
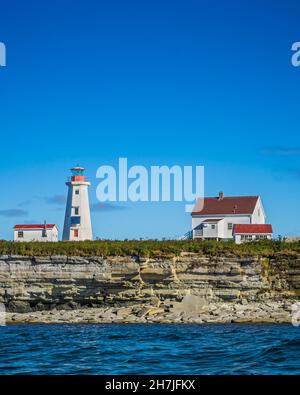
[0,239,299,258]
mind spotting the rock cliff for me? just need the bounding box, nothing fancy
[0,253,299,324]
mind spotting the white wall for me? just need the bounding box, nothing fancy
[14,228,58,242]
[251,197,266,224]
[202,222,220,239]
[192,215,252,239]
[234,234,272,244]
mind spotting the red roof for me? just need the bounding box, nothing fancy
[192,195,259,216]
[233,224,273,234]
[14,224,57,229]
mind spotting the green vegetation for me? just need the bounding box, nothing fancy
[0,239,299,258]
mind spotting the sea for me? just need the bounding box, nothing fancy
[0,324,300,375]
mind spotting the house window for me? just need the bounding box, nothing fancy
[74,229,79,238]
[228,223,233,230]
[211,224,216,229]
[75,190,79,195]
[74,207,79,215]
[257,235,267,240]
[18,231,24,238]
[241,234,254,241]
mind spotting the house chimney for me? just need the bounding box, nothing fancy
[218,191,224,200]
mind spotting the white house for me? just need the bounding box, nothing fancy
[233,224,273,244]
[191,192,272,241]
[13,224,58,242]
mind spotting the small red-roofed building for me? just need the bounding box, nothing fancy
[233,224,273,244]
[13,223,58,242]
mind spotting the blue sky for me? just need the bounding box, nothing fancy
[0,0,299,240]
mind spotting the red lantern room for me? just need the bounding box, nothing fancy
[71,166,85,182]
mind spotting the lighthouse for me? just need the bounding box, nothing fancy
[62,166,93,241]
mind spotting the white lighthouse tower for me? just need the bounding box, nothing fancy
[62,166,93,241]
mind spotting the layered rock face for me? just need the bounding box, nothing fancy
[0,253,299,323]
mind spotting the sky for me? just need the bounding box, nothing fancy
[0,0,299,240]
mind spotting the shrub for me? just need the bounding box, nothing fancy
[0,239,299,258]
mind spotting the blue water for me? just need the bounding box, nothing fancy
[0,324,300,374]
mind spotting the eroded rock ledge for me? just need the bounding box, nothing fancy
[0,253,299,324]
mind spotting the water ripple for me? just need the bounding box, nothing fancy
[0,324,299,374]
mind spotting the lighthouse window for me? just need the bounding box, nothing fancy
[75,190,79,195]
[18,231,24,238]
[71,216,81,225]
[74,207,79,215]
